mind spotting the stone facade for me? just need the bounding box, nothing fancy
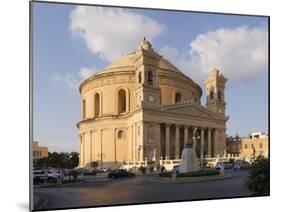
[77,38,229,168]
[226,132,269,159]
[32,141,48,161]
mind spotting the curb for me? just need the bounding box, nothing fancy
[147,174,232,184]
[34,180,83,188]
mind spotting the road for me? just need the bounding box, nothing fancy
[33,170,252,210]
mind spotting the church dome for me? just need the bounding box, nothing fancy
[80,39,202,97]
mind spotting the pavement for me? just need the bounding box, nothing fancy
[33,169,253,210]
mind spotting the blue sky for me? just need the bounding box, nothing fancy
[32,2,268,152]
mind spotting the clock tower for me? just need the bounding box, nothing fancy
[134,38,161,108]
[204,69,227,117]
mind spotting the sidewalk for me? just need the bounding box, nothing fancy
[33,194,48,210]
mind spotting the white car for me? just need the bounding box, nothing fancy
[33,170,48,181]
[215,162,233,170]
[46,170,64,180]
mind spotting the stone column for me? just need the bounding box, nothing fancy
[90,131,93,163]
[165,124,170,160]
[79,134,82,166]
[100,129,103,168]
[207,128,212,157]
[139,123,143,161]
[133,123,137,163]
[192,127,197,149]
[155,123,161,161]
[128,126,132,162]
[175,124,180,159]
[184,125,189,145]
[83,133,85,166]
[213,128,218,157]
[200,128,204,159]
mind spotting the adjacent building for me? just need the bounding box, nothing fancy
[226,132,268,159]
[32,141,48,160]
[77,38,229,168]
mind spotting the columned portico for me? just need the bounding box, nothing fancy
[156,123,222,161]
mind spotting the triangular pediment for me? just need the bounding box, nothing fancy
[162,103,219,119]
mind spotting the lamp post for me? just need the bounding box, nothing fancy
[192,128,202,168]
[138,144,158,165]
[97,153,106,169]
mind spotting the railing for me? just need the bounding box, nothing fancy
[120,154,244,171]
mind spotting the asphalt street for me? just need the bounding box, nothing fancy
[33,170,253,210]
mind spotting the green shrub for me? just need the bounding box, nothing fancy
[70,170,79,181]
[159,172,172,177]
[47,178,57,184]
[246,155,269,196]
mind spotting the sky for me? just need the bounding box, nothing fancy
[32,2,268,152]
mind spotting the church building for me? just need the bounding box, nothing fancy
[77,38,228,168]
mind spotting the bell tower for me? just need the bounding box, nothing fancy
[204,69,227,116]
[134,38,161,108]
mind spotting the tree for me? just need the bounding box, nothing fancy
[33,157,48,169]
[33,151,80,169]
[246,155,269,196]
[69,152,79,168]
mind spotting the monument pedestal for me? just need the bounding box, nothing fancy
[179,147,199,173]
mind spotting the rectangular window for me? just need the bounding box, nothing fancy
[245,144,247,149]
[260,143,263,149]
[251,144,254,148]
[83,99,86,119]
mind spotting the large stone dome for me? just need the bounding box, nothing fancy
[80,41,201,95]
[94,51,183,76]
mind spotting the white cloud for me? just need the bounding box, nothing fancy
[69,6,165,62]
[52,67,96,90]
[79,67,96,80]
[159,25,268,84]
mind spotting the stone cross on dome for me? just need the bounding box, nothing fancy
[138,37,152,50]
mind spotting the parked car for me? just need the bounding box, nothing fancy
[108,169,136,179]
[215,162,233,170]
[46,170,64,180]
[233,160,251,170]
[33,170,48,181]
[172,165,180,173]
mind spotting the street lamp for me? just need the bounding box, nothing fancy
[192,128,203,168]
[138,144,158,164]
[97,153,106,169]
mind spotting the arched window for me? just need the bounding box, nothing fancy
[94,93,100,117]
[210,90,214,101]
[175,92,181,103]
[218,91,222,101]
[82,99,86,119]
[148,71,153,86]
[138,72,142,84]
[117,130,125,140]
[118,89,126,114]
